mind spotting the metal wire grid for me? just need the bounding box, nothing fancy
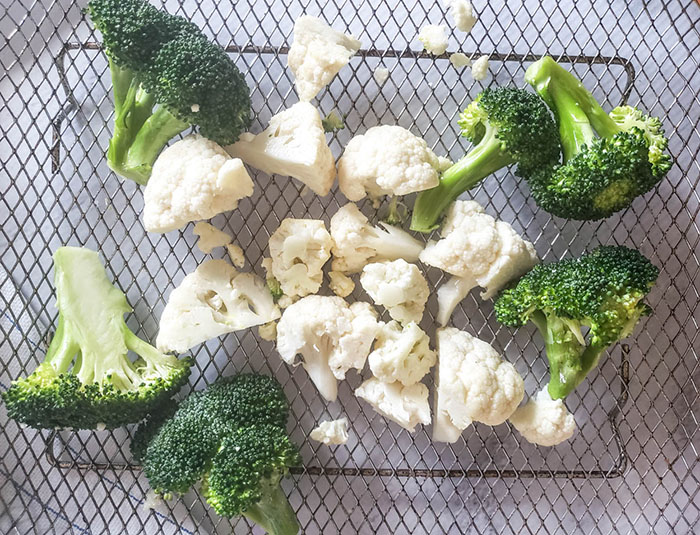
[1,0,698,534]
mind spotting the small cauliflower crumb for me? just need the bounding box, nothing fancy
[193,222,232,254]
[471,54,490,80]
[374,66,389,84]
[190,103,200,113]
[418,24,448,56]
[225,243,245,268]
[446,0,477,33]
[258,320,278,341]
[449,52,472,68]
[310,418,349,445]
[328,270,355,298]
[95,422,106,431]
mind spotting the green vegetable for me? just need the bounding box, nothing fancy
[410,87,561,232]
[524,56,671,220]
[88,0,251,184]
[2,247,192,430]
[494,245,658,399]
[321,110,345,132]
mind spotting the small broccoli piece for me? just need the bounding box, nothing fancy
[87,0,251,184]
[1,247,192,430]
[524,56,671,220]
[410,87,560,232]
[204,425,301,535]
[494,246,658,399]
[321,110,345,132]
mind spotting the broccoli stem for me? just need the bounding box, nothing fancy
[242,480,299,535]
[410,125,514,232]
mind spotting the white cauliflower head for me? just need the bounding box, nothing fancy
[157,259,280,353]
[418,24,448,55]
[433,327,524,442]
[355,378,430,432]
[144,135,254,233]
[471,54,490,80]
[269,218,333,298]
[446,0,477,33]
[309,418,349,445]
[509,388,576,446]
[287,15,362,101]
[337,125,445,201]
[368,321,436,385]
[276,296,379,401]
[226,101,336,196]
[360,259,429,324]
[330,203,424,274]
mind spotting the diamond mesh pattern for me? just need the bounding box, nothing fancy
[1,1,698,534]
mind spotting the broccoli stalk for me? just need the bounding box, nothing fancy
[242,478,299,535]
[2,247,191,429]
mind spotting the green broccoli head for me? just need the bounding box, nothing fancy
[494,245,658,399]
[1,247,192,430]
[411,87,561,233]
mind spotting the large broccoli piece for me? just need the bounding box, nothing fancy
[2,247,192,430]
[494,246,658,399]
[88,0,251,184]
[524,56,671,220]
[136,374,300,535]
[410,87,561,232]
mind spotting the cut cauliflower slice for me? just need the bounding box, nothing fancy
[509,388,576,446]
[276,296,379,401]
[225,243,245,268]
[328,271,355,298]
[310,418,349,445]
[360,259,429,324]
[433,327,524,443]
[226,101,336,196]
[269,219,333,298]
[143,135,254,233]
[193,222,231,254]
[368,321,435,385]
[355,378,430,432]
[449,52,472,68]
[420,200,538,325]
[330,203,424,274]
[471,54,490,80]
[418,24,448,56]
[445,0,477,33]
[337,125,445,201]
[287,15,362,101]
[157,260,281,353]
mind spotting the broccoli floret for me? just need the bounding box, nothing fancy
[494,246,658,399]
[410,87,561,232]
[203,425,301,535]
[130,397,179,463]
[1,247,192,430]
[87,0,251,185]
[524,56,671,220]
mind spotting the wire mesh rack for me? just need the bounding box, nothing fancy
[1,1,698,534]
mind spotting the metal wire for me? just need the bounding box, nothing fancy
[1,0,698,534]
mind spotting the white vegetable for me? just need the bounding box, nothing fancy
[374,67,389,84]
[330,203,424,274]
[144,135,254,233]
[337,125,445,201]
[445,0,477,33]
[449,52,472,68]
[471,54,490,80]
[420,200,538,325]
[418,24,448,56]
[355,378,430,432]
[269,219,332,298]
[287,15,362,101]
[258,321,277,341]
[360,260,429,324]
[226,243,245,268]
[433,327,524,443]
[310,418,349,445]
[328,270,355,298]
[226,102,336,196]
[509,388,576,446]
[368,321,435,385]
[276,296,379,401]
[157,260,280,353]
[193,222,231,254]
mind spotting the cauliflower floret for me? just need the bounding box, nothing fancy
[355,378,430,432]
[420,200,538,325]
[449,52,472,68]
[276,296,379,401]
[418,24,448,56]
[433,327,524,443]
[157,260,281,353]
[287,16,362,101]
[258,321,277,341]
[226,243,245,268]
[269,219,333,298]
[509,389,576,446]
[360,260,429,324]
[374,66,389,84]
[143,135,254,233]
[310,418,349,445]
[337,125,445,201]
[368,321,435,385]
[193,222,231,254]
[471,54,490,80]
[446,0,477,33]
[328,271,355,298]
[226,102,336,196]
[330,203,424,274]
